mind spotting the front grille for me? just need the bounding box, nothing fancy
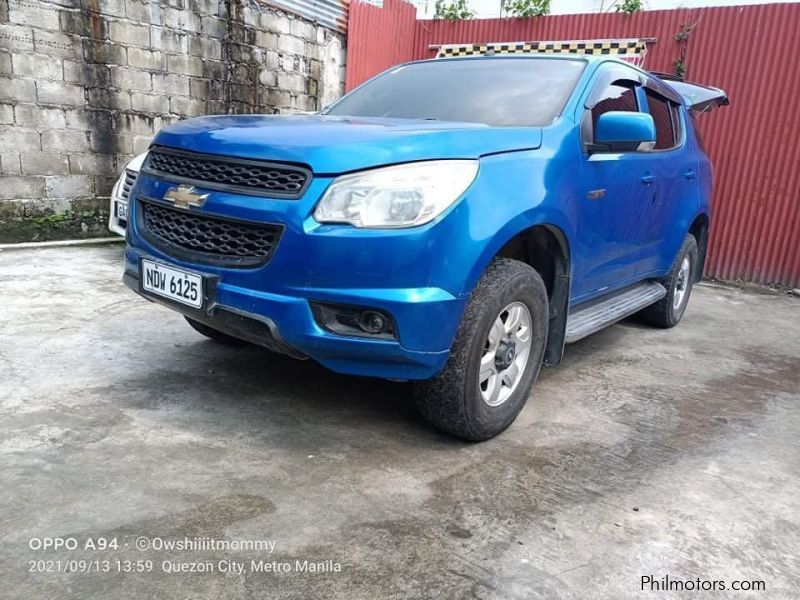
[144,146,311,198]
[119,170,137,202]
[139,200,282,268]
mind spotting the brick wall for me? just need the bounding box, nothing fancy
[0,0,346,242]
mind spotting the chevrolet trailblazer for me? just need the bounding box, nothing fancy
[123,55,727,440]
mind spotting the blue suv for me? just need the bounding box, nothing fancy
[123,55,727,440]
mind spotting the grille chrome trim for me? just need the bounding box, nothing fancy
[137,198,283,268]
[143,146,311,199]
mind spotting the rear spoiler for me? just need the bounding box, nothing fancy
[650,72,729,114]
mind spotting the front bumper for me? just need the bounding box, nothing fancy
[123,249,459,380]
[122,166,482,380]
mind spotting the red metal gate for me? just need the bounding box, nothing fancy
[346,1,800,287]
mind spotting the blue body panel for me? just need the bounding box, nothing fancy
[124,56,713,380]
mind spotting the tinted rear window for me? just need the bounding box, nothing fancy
[645,89,676,150]
[325,58,586,127]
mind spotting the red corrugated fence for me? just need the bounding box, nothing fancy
[345,0,418,91]
[345,1,800,287]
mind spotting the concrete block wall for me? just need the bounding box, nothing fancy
[0,0,346,242]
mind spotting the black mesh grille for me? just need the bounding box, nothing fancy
[145,147,310,198]
[139,200,282,268]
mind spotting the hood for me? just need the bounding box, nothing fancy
[152,114,542,174]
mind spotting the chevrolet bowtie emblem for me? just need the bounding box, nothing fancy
[163,185,208,209]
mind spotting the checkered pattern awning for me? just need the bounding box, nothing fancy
[436,39,648,67]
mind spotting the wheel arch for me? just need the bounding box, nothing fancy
[466,220,572,366]
[495,224,571,298]
[687,212,710,281]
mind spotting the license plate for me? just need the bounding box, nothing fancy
[115,201,128,221]
[141,259,203,308]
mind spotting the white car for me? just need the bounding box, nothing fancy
[108,153,147,236]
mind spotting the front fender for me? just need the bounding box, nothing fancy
[463,208,573,297]
[454,150,576,297]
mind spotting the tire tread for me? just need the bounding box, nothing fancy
[638,235,698,328]
[414,258,548,441]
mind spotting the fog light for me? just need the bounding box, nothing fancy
[358,311,386,334]
[311,303,397,340]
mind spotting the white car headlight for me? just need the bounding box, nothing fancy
[313,160,479,228]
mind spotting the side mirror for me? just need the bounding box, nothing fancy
[592,111,656,152]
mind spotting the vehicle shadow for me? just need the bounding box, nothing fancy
[112,312,643,449]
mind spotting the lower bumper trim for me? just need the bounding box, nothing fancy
[123,271,305,359]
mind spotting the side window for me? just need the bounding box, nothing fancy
[645,89,682,150]
[670,102,683,147]
[645,90,673,149]
[591,81,639,132]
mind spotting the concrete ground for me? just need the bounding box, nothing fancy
[1,244,798,600]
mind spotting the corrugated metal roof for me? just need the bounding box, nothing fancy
[271,0,350,33]
[347,3,800,286]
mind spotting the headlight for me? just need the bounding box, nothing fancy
[313,160,479,228]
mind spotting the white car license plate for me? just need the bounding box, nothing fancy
[141,260,203,308]
[115,200,128,221]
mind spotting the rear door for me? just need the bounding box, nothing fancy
[633,87,696,274]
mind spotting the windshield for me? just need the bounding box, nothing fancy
[325,57,586,127]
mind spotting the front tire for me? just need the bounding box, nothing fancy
[413,258,549,441]
[638,234,698,328]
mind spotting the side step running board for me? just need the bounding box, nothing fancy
[565,281,667,343]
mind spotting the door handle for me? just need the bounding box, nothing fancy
[641,174,655,185]
[684,169,696,180]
